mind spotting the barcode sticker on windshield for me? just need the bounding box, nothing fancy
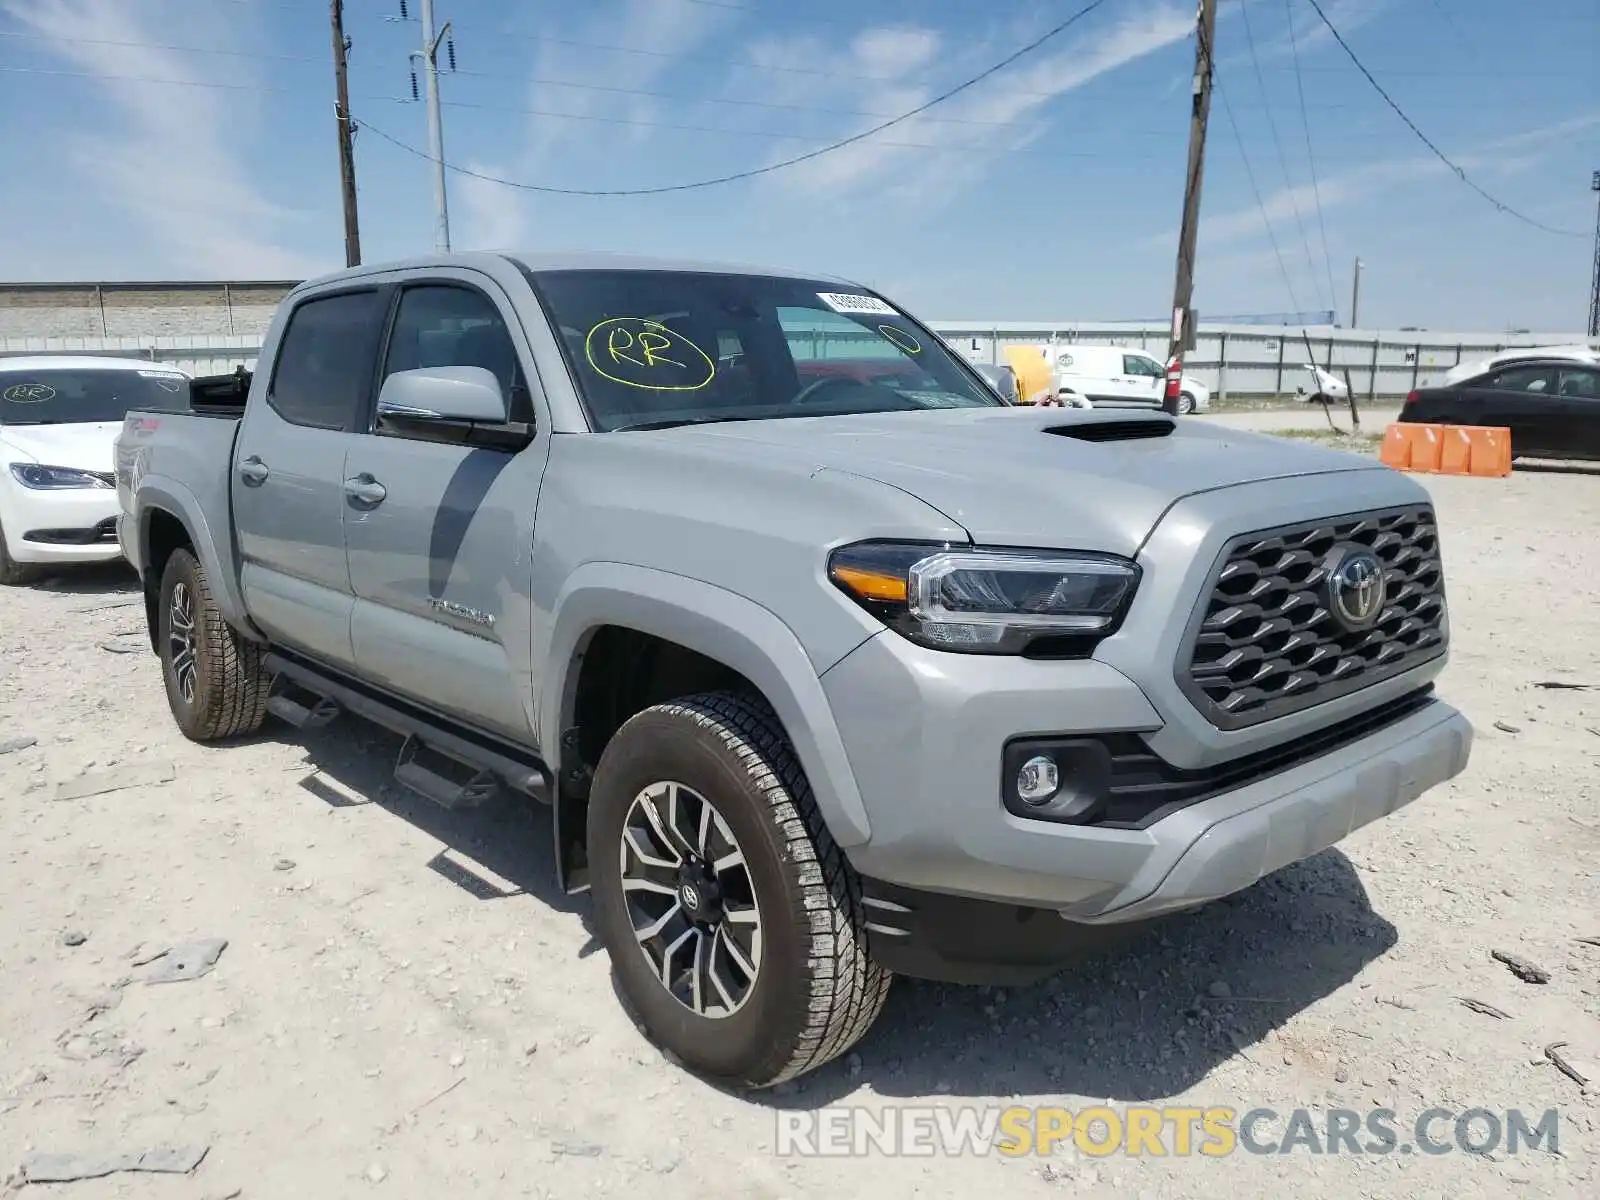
[817,292,898,316]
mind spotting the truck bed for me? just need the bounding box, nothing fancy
[114,400,243,573]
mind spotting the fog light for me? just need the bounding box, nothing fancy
[1016,755,1060,805]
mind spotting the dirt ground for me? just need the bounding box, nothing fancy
[2,418,1597,1198]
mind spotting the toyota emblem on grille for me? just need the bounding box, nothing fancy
[1328,548,1386,630]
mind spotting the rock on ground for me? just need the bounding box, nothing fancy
[1,435,1597,1198]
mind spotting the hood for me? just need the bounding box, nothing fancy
[668,407,1384,557]
[0,421,122,472]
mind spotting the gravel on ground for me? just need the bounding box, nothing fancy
[2,430,1596,1198]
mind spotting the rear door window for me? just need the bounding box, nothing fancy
[1557,367,1600,399]
[268,290,387,431]
[1485,364,1558,394]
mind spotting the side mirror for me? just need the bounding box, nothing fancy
[376,366,508,428]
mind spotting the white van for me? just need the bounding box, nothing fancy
[1049,345,1165,410]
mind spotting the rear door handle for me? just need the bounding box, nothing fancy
[237,456,269,486]
[343,474,387,507]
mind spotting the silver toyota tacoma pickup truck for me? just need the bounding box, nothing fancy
[115,252,1472,1088]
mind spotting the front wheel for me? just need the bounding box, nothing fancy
[1178,392,1197,415]
[588,692,891,1088]
[157,548,271,741]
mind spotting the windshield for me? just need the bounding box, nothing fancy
[0,368,189,426]
[526,269,1001,430]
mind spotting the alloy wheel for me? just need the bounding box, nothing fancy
[618,780,763,1018]
[168,581,197,705]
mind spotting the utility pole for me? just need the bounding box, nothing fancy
[1350,256,1362,329]
[330,0,361,267]
[411,0,453,253]
[1163,0,1218,415]
[1588,170,1599,339]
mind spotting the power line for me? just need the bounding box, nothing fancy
[1301,0,1587,238]
[1236,0,1326,312]
[402,95,992,149]
[1216,75,1303,315]
[0,29,1047,131]
[0,63,1241,158]
[0,61,1525,162]
[348,0,1117,197]
[1283,0,1338,317]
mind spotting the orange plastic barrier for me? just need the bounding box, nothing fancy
[1380,423,1511,477]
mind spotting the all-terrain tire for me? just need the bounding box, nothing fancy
[588,691,892,1088]
[157,547,270,741]
[0,523,41,586]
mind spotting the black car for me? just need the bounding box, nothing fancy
[1400,357,1600,461]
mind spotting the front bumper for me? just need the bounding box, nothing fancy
[2,485,123,564]
[821,629,1472,923]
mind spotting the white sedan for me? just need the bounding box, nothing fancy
[1,355,190,585]
[1174,372,1211,414]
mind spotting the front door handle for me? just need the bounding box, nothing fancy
[343,474,387,507]
[237,456,269,486]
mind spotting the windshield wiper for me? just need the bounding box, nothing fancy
[612,415,758,432]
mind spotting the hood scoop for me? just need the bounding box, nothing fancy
[1044,417,1175,443]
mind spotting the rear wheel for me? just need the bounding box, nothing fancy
[157,548,271,741]
[1178,391,1197,415]
[588,691,891,1088]
[0,523,41,586]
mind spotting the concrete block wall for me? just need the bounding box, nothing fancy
[0,282,294,340]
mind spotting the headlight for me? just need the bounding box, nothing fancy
[8,463,114,490]
[828,541,1139,655]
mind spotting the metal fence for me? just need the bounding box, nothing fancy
[3,323,1596,401]
[933,323,1600,400]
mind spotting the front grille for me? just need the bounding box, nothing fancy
[1179,504,1446,729]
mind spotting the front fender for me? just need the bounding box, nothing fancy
[135,476,261,641]
[539,561,873,848]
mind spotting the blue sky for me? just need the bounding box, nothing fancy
[0,0,1595,330]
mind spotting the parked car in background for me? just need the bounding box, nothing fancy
[1297,363,1351,405]
[970,361,1020,404]
[1048,345,1163,409]
[1,355,190,584]
[1163,356,1211,414]
[1400,356,1600,461]
[1031,346,1209,413]
[1441,344,1599,387]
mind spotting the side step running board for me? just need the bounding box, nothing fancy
[266,679,343,730]
[393,734,499,810]
[262,651,551,808]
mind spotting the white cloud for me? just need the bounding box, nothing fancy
[1240,0,1399,64]
[521,0,732,166]
[1194,110,1600,248]
[1,0,320,276]
[455,164,530,250]
[740,4,1197,202]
